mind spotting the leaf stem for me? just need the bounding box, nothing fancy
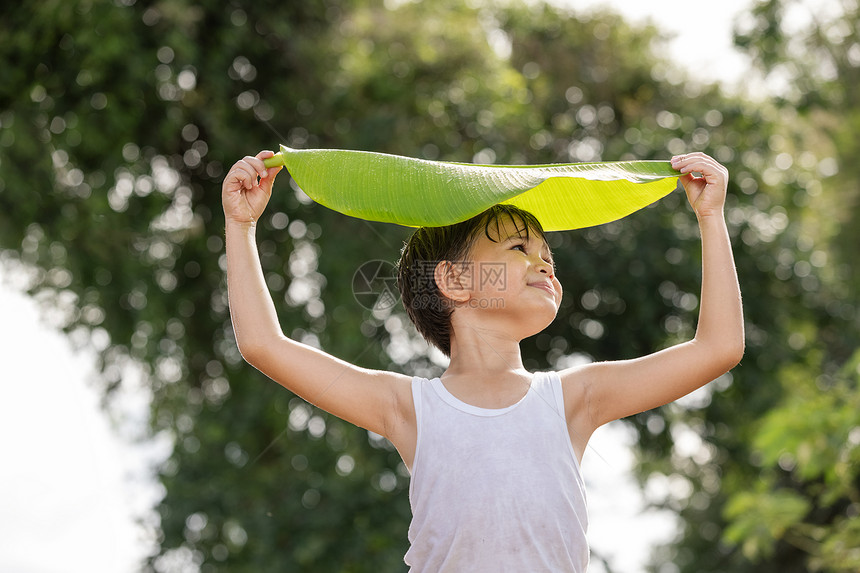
[263,154,284,168]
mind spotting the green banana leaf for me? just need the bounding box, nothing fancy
[263,145,680,231]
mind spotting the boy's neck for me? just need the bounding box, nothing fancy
[445,326,525,379]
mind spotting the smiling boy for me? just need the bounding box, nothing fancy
[222,150,743,571]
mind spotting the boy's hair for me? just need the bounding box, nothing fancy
[396,204,547,357]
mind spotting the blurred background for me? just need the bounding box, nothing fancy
[1,0,859,571]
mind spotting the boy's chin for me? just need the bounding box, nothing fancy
[514,309,558,339]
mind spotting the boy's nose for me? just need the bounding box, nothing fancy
[536,260,554,278]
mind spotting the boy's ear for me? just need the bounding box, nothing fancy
[434,260,472,303]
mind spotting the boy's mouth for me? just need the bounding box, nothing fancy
[528,281,556,297]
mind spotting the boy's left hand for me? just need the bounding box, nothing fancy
[671,152,729,219]
[222,150,282,225]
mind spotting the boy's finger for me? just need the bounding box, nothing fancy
[254,150,282,179]
[673,160,723,182]
[230,161,261,189]
[672,155,705,171]
[242,155,269,179]
[225,167,249,190]
[672,153,724,172]
[259,167,280,195]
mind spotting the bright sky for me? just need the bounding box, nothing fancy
[1,1,758,571]
[555,0,757,90]
[0,277,160,572]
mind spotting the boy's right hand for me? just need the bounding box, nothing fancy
[222,150,282,225]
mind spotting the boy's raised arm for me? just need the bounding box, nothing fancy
[222,151,415,454]
[563,152,745,433]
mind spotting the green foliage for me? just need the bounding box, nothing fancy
[724,487,812,560]
[722,350,860,570]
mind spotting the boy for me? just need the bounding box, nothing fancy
[222,150,744,571]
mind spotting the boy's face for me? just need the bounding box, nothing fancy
[454,215,562,339]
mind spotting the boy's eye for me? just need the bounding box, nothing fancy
[511,244,526,252]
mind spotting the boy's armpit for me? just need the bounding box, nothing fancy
[557,366,597,461]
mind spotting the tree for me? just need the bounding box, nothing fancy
[708,1,860,570]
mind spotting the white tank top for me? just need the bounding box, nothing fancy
[405,371,589,572]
